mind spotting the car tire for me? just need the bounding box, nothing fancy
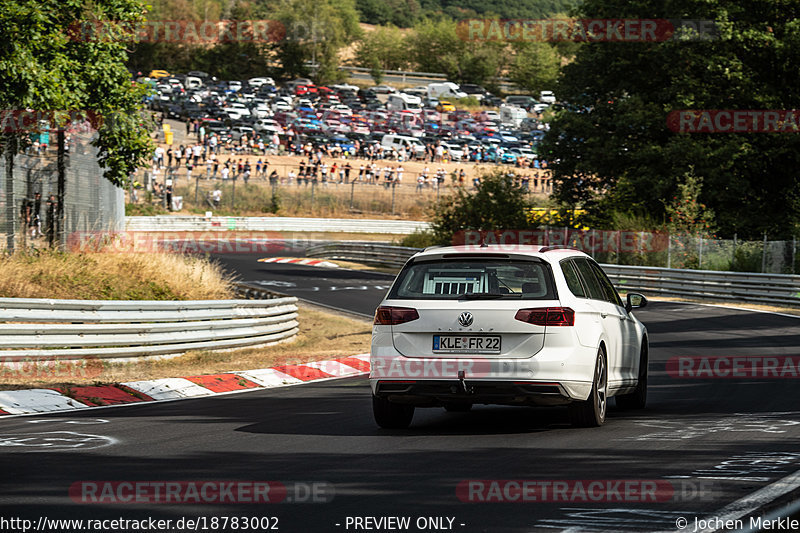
[373,394,414,429]
[443,402,472,412]
[615,341,648,410]
[568,347,608,427]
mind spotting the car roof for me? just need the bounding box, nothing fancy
[410,245,591,263]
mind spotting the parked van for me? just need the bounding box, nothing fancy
[427,82,467,100]
[540,90,556,104]
[386,93,423,113]
[185,76,203,89]
[500,104,528,128]
[381,134,426,158]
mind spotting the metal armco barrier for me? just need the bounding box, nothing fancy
[306,242,420,268]
[601,265,800,308]
[126,216,430,235]
[304,242,800,308]
[0,296,299,361]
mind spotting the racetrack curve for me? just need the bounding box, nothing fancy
[0,254,798,533]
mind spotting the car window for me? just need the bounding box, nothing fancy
[560,259,586,298]
[389,259,556,300]
[589,261,624,307]
[572,259,607,301]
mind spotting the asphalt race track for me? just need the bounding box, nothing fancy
[1,255,799,533]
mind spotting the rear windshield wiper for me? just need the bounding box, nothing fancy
[460,292,520,300]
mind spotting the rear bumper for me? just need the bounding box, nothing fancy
[371,379,579,407]
[369,344,597,404]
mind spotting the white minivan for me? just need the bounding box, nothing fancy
[386,93,423,113]
[381,134,426,158]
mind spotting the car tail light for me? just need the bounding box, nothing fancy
[514,307,574,326]
[374,306,420,325]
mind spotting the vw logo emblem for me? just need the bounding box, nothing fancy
[458,312,474,327]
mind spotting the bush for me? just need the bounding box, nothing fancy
[398,229,438,248]
[126,202,170,216]
[430,170,537,244]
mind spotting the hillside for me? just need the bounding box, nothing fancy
[356,0,578,27]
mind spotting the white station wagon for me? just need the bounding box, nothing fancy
[370,245,649,428]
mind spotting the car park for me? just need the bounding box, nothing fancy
[370,246,649,429]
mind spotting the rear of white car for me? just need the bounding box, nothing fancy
[370,246,648,429]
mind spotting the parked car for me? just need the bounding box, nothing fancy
[370,246,649,429]
[436,100,455,113]
[368,85,397,94]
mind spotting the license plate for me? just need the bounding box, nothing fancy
[432,335,501,353]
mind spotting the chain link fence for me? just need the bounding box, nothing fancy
[0,128,124,252]
[557,229,800,275]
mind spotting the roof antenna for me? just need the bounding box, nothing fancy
[480,233,489,248]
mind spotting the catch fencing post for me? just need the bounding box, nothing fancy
[761,232,768,273]
[698,236,704,269]
[667,234,672,268]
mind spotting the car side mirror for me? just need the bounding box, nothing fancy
[625,293,648,313]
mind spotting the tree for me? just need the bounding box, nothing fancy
[355,26,410,72]
[274,0,362,83]
[507,42,561,95]
[406,17,506,85]
[539,0,800,239]
[430,171,537,244]
[0,1,154,192]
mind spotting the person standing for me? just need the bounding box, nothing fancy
[243,162,251,184]
[344,162,352,183]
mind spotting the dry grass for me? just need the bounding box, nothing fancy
[0,249,235,300]
[0,306,372,391]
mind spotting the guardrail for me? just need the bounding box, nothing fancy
[601,265,800,308]
[126,216,430,235]
[0,296,299,361]
[304,242,800,308]
[306,242,419,268]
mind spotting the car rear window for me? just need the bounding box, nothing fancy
[388,259,556,300]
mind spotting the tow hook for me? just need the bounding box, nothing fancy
[458,370,474,394]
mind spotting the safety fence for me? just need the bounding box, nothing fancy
[0,129,124,252]
[601,265,800,308]
[306,242,421,268]
[126,215,429,235]
[0,296,298,361]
